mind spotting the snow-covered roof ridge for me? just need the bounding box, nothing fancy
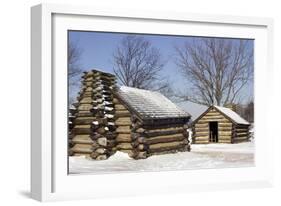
[214,105,250,125]
[116,86,191,119]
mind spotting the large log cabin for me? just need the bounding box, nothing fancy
[69,69,192,160]
[192,105,250,144]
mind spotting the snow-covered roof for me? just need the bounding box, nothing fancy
[214,105,250,125]
[116,86,191,119]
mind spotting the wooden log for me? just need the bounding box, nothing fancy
[113,98,120,104]
[71,135,94,144]
[198,119,230,124]
[236,128,249,132]
[74,117,97,124]
[193,140,209,144]
[233,138,249,143]
[193,136,209,141]
[218,127,233,131]
[148,141,188,153]
[115,121,132,126]
[144,128,184,137]
[72,125,92,134]
[192,134,209,139]
[77,104,93,111]
[218,131,232,136]
[194,128,209,133]
[194,131,209,135]
[116,126,131,133]
[234,135,249,140]
[70,144,92,153]
[236,132,249,137]
[97,137,107,147]
[148,139,188,150]
[116,134,132,142]
[218,123,232,127]
[95,148,107,154]
[116,142,133,150]
[115,110,131,117]
[218,140,232,143]
[201,116,225,120]
[76,111,94,117]
[236,124,250,128]
[149,144,190,156]
[73,153,91,158]
[79,97,93,104]
[204,112,224,117]
[115,104,127,110]
[195,121,208,125]
[116,117,131,123]
[144,134,186,145]
[218,135,232,140]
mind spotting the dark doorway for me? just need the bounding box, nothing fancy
[209,122,218,143]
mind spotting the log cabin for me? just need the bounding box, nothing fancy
[114,86,191,159]
[192,105,250,144]
[69,69,192,160]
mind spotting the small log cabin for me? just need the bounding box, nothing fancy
[114,86,191,159]
[192,105,250,144]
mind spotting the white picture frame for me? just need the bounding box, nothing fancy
[31,3,274,202]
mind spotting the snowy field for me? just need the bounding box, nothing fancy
[69,142,255,175]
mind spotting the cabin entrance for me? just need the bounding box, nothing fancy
[209,122,218,143]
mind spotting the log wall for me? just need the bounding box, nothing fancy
[232,124,250,143]
[69,70,117,160]
[130,116,190,159]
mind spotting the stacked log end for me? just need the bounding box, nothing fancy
[69,70,117,160]
[130,117,191,160]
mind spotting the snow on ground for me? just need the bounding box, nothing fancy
[69,142,255,175]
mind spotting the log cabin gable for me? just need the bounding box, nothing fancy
[192,106,244,126]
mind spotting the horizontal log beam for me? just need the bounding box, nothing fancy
[144,134,186,145]
[148,140,188,151]
[218,131,232,135]
[116,143,133,150]
[218,140,232,143]
[116,134,132,142]
[192,140,209,144]
[116,126,131,133]
[149,145,190,155]
[144,129,184,138]
[236,132,249,137]
[115,110,131,117]
[115,104,127,110]
[71,135,94,144]
[115,121,132,126]
[70,144,93,153]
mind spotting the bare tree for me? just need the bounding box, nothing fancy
[175,38,253,106]
[68,41,83,86]
[113,35,169,92]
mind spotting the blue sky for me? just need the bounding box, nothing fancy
[69,31,254,116]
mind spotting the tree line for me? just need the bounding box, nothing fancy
[68,34,254,122]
